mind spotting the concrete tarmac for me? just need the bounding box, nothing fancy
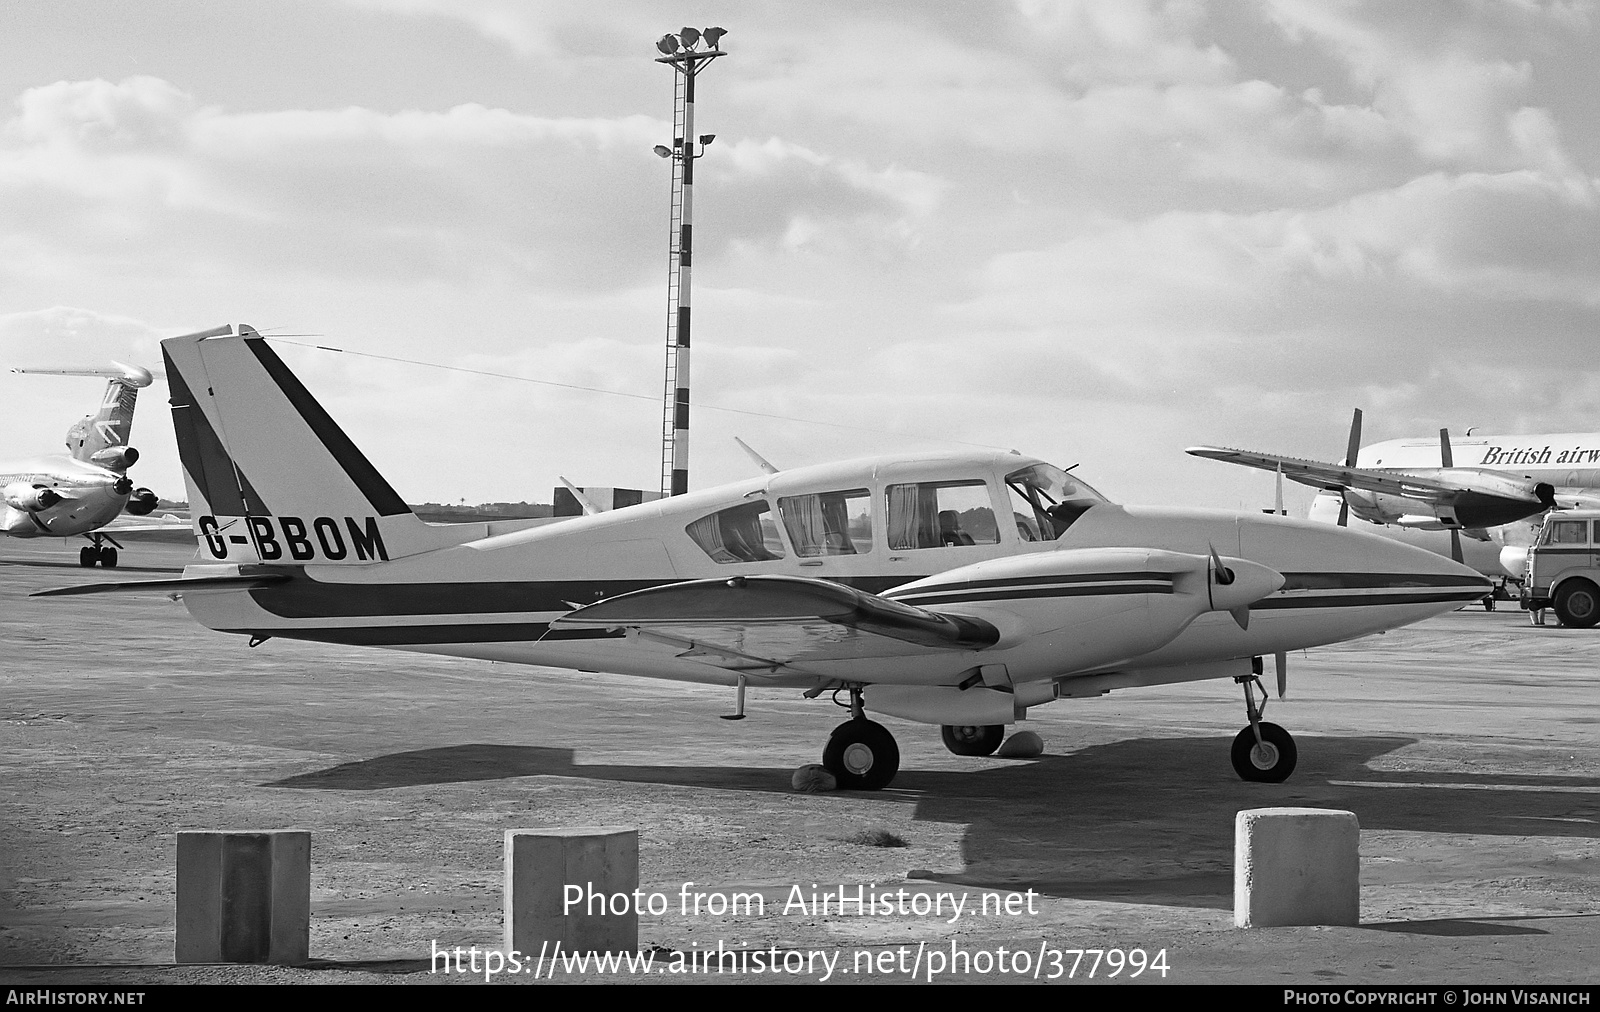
[1,537,1597,985]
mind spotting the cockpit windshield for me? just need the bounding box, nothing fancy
[1005,463,1107,541]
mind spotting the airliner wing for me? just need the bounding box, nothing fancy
[100,513,190,534]
[1187,446,1480,504]
[548,575,999,672]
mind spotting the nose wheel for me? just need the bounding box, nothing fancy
[1230,670,1297,783]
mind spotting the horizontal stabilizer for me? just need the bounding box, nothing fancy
[12,362,153,387]
[33,573,291,598]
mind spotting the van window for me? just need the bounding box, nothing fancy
[686,501,786,563]
[1546,520,1589,546]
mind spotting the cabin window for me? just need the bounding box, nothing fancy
[777,488,873,556]
[885,480,999,550]
[686,500,787,563]
[1005,463,1106,539]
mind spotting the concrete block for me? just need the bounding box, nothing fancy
[505,827,638,955]
[176,830,310,964]
[1234,808,1359,928]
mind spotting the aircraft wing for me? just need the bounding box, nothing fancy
[99,513,191,534]
[548,575,999,673]
[1187,446,1489,503]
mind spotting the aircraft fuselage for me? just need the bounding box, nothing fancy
[1,455,131,538]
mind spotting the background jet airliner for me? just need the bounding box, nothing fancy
[1,363,179,567]
[1189,409,1600,578]
[46,326,1490,790]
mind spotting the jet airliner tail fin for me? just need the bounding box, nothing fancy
[11,363,153,464]
[160,324,460,566]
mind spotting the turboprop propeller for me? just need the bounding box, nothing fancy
[1336,408,1362,527]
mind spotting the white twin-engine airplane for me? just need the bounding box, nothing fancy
[2,363,171,567]
[45,325,1492,790]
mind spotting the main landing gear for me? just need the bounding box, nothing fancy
[1230,668,1297,783]
[78,533,122,568]
[940,723,1004,757]
[821,685,900,790]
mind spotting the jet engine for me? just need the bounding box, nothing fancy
[2,483,63,511]
[125,488,159,515]
[89,445,139,471]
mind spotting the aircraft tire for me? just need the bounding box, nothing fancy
[1553,580,1600,629]
[822,719,899,790]
[1230,722,1297,783]
[79,547,96,568]
[940,724,1004,757]
[100,547,118,568]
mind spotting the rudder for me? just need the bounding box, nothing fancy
[162,324,453,565]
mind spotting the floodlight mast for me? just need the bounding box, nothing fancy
[654,28,726,497]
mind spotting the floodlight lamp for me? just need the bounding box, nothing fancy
[679,26,701,48]
[653,145,673,158]
[699,134,715,145]
[656,34,680,55]
[703,27,726,49]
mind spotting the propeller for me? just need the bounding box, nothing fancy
[1208,543,1249,629]
[1336,408,1362,527]
[1274,650,1287,698]
[1439,428,1464,564]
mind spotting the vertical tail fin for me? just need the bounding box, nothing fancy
[10,363,153,464]
[161,324,450,565]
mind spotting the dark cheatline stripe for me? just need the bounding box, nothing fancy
[1254,591,1487,609]
[891,571,1177,595]
[165,345,264,516]
[249,576,674,618]
[244,337,411,517]
[248,573,919,620]
[893,583,1174,606]
[1278,572,1489,591]
[220,623,621,646]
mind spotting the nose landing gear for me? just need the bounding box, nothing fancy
[1230,667,1297,783]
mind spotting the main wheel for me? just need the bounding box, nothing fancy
[1230,722,1297,783]
[79,547,96,568]
[940,724,1004,757]
[99,547,118,568]
[1553,580,1600,628]
[822,719,900,790]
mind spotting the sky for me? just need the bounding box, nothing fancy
[2,0,1596,513]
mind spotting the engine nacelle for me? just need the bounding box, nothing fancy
[2,482,62,511]
[125,488,159,516]
[89,445,139,471]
